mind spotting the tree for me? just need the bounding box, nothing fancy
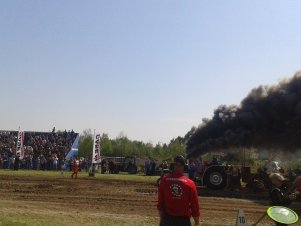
[101,133,112,156]
[77,129,188,161]
[78,129,93,158]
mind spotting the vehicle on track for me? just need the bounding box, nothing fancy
[101,156,138,174]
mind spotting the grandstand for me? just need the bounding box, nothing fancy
[0,129,78,170]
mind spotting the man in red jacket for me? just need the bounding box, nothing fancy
[71,158,79,179]
[157,155,200,226]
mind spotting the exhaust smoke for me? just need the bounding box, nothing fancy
[187,72,301,157]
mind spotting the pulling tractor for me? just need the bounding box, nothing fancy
[193,164,253,190]
[155,162,233,189]
[193,159,289,191]
[156,156,278,190]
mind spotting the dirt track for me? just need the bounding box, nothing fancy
[0,174,300,226]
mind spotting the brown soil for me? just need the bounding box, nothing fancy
[0,174,300,226]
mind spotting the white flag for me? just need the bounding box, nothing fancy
[92,132,101,164]
[16,130,25,159]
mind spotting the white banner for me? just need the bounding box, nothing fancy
[92,132,101,164]
[16,130,24,159]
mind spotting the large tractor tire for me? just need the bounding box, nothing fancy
[204,166,227,190]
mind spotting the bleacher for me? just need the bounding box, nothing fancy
[0,129,78,170]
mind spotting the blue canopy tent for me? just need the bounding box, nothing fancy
[62,135,80,172]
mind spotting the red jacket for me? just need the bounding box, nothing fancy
[157,171,200,218]
[73,161,79,172]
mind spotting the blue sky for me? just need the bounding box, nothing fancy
[1,1,301,143]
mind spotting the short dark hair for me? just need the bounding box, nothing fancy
[174,155,186,166]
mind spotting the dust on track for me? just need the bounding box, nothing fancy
[0,174,300,225]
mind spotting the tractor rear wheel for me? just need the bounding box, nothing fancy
[204,167,227,190]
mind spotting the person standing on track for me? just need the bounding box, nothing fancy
[269,173,298,226]
[157,155,200,226]
[71,158,79,179]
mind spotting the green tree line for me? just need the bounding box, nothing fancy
[78,127,197,161]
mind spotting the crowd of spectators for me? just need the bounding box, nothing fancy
[0,128,79,171]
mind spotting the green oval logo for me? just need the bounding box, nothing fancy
[267,206,298,224]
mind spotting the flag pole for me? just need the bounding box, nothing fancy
[89,129,96,177]
[92,129,95,162]
[15,126,20,156]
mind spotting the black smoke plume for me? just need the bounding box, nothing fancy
[187,72,301,158]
